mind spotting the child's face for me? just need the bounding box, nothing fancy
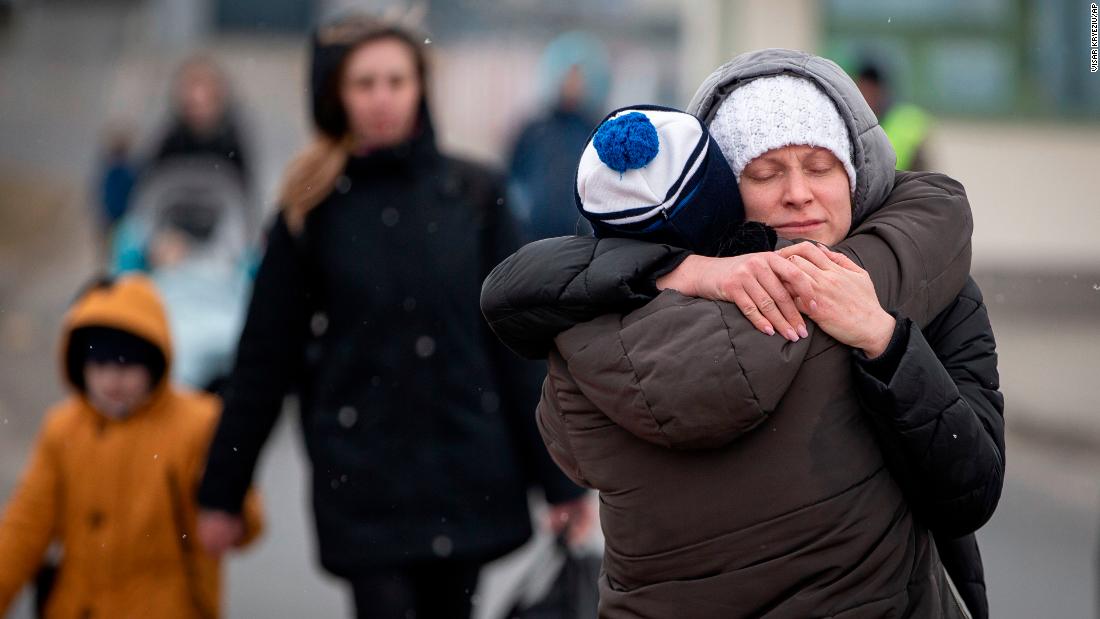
[84,362,154,418]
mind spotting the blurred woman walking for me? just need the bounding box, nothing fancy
[195,14,590,619]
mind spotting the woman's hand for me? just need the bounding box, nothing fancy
[777,242,896,357]
[197,509,245,557]
[657,253,813,341]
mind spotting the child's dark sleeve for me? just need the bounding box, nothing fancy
[0,413,63,613]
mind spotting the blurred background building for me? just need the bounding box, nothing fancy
[1,0,1096,617]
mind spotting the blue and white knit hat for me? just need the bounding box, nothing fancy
[575,105,744,255]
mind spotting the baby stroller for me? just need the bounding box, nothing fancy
[110,156,260,391]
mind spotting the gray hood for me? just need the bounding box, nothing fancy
[686,48,896,225]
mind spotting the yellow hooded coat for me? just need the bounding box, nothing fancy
[0,275,263,618]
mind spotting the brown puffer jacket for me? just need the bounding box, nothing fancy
[536,173,972,617]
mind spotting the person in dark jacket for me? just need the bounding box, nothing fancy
[506,31,610,242]
[483,49,1004,618]
[856,60,932,171]
[152,55,250,184]
[95,127,138,234]
[195,14,590,619]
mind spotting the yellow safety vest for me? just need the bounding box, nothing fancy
[880,103,931,171]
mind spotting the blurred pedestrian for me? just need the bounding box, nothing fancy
[0,274,264,618]
[506,31,610,242]
[856,60,933,171]
[101,54,253,260]
[109,160,255,393]
[196,14,591,619]
[152,54,251,185]
[101,54,260,393]
[94,125,138,236]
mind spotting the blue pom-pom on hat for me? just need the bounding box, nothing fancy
[576,104,747,257]
[593,111,660,173]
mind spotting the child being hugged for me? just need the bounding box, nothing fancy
[575,104,774,257]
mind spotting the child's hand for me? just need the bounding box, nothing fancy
[197,509,245,557]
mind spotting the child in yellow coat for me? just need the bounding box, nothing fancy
[0,274,263,619]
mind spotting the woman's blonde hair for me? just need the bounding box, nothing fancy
[279,134,354,233]
[279,15,429,233]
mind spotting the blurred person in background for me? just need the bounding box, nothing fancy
[856,60,932,171]
[0,275,263,619]
[152,54,251,185]
[195,14,591,619]
[93,125,138,244]
[108,163,255,393]
[506,31,611,242]
[96,54,252,255]
[101,56,260,394]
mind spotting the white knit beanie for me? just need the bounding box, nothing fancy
[709,74,857,193]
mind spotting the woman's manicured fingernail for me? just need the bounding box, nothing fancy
[786,329,799,341]
[797,325,809,338]
[764,326,775,336]
[809,299,818,312]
